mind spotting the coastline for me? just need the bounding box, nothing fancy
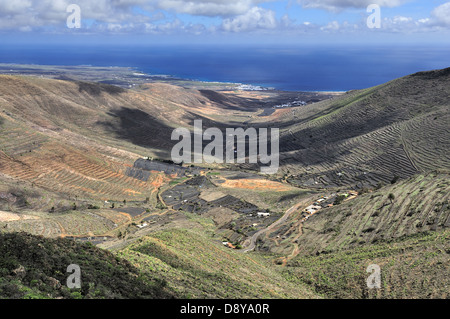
[0,62,349,94]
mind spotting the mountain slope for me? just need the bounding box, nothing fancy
[116,227,318,299]
[0,228,319,299]
[0,232,173,299]
[257,172,450,298]
[275,68,450,188]
[284,229,449,299]
[0,75,241,202]
[291,172,449,253]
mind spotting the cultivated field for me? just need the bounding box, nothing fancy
[272,69,450,188]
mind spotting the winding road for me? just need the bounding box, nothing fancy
[242,197,312,252]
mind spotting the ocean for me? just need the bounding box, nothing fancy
[0,43,449,91]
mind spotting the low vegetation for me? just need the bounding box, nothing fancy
[284,230,449,299]
[0,232,174,299]
[116,228,317,299]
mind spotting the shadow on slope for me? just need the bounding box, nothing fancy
[77,81,125,96]
[98,107,176,156]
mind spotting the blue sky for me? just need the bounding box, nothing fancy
[0,0,450,45]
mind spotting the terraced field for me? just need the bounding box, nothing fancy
[0,112,170,202]
[0,209,131,238]
[0,140,162,201]
[270,172,449,255]
[283,230,449,299]
[274,68,450,188]
[260,172,450,298]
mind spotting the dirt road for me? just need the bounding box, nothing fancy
[242,198,312,253]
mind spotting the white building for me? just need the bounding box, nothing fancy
[257,212,271,218]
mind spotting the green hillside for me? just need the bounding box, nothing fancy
[116,227,318,299]
[0,227,320,299]
[275,172,450,298]
[284,229,449,299]
[0,232,173,299]
[297,172,449,253]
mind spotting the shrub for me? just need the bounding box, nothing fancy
[333,195,347,206]
[391,175,400,184]
[388,193,395,203]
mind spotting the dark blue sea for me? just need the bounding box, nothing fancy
[0,43,449,91]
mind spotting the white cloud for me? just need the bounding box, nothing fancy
[0,0,274,32]
[431,2,450,27]
[380,15,447,34]
[378,2,450,34]
[222,6,276,32]
[0,0,32,14]
[0,0,157,30]
[155,0,265,17]
[0,0,448,36]
[320,20,340,31]
[392,16,412,23]
[281,13,294,28]
[297,0,408,11]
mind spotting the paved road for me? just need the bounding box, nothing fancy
[242,198,311,253]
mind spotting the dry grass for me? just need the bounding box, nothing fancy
[214,176,294,192]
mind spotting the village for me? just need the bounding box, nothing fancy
[222,190,359,250]
[273,100,307,108]
[299,190,358,222]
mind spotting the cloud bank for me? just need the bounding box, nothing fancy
[296,0,409,11]
[0,0,448,38]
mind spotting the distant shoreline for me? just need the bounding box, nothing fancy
[0,62,348,93]
[1,44,449,92]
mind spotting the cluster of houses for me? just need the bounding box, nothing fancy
[274,100,307,108]
[237,84,268,91]
[247,212,271,218]
[301,196,330,222]
[300,191,359,222]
